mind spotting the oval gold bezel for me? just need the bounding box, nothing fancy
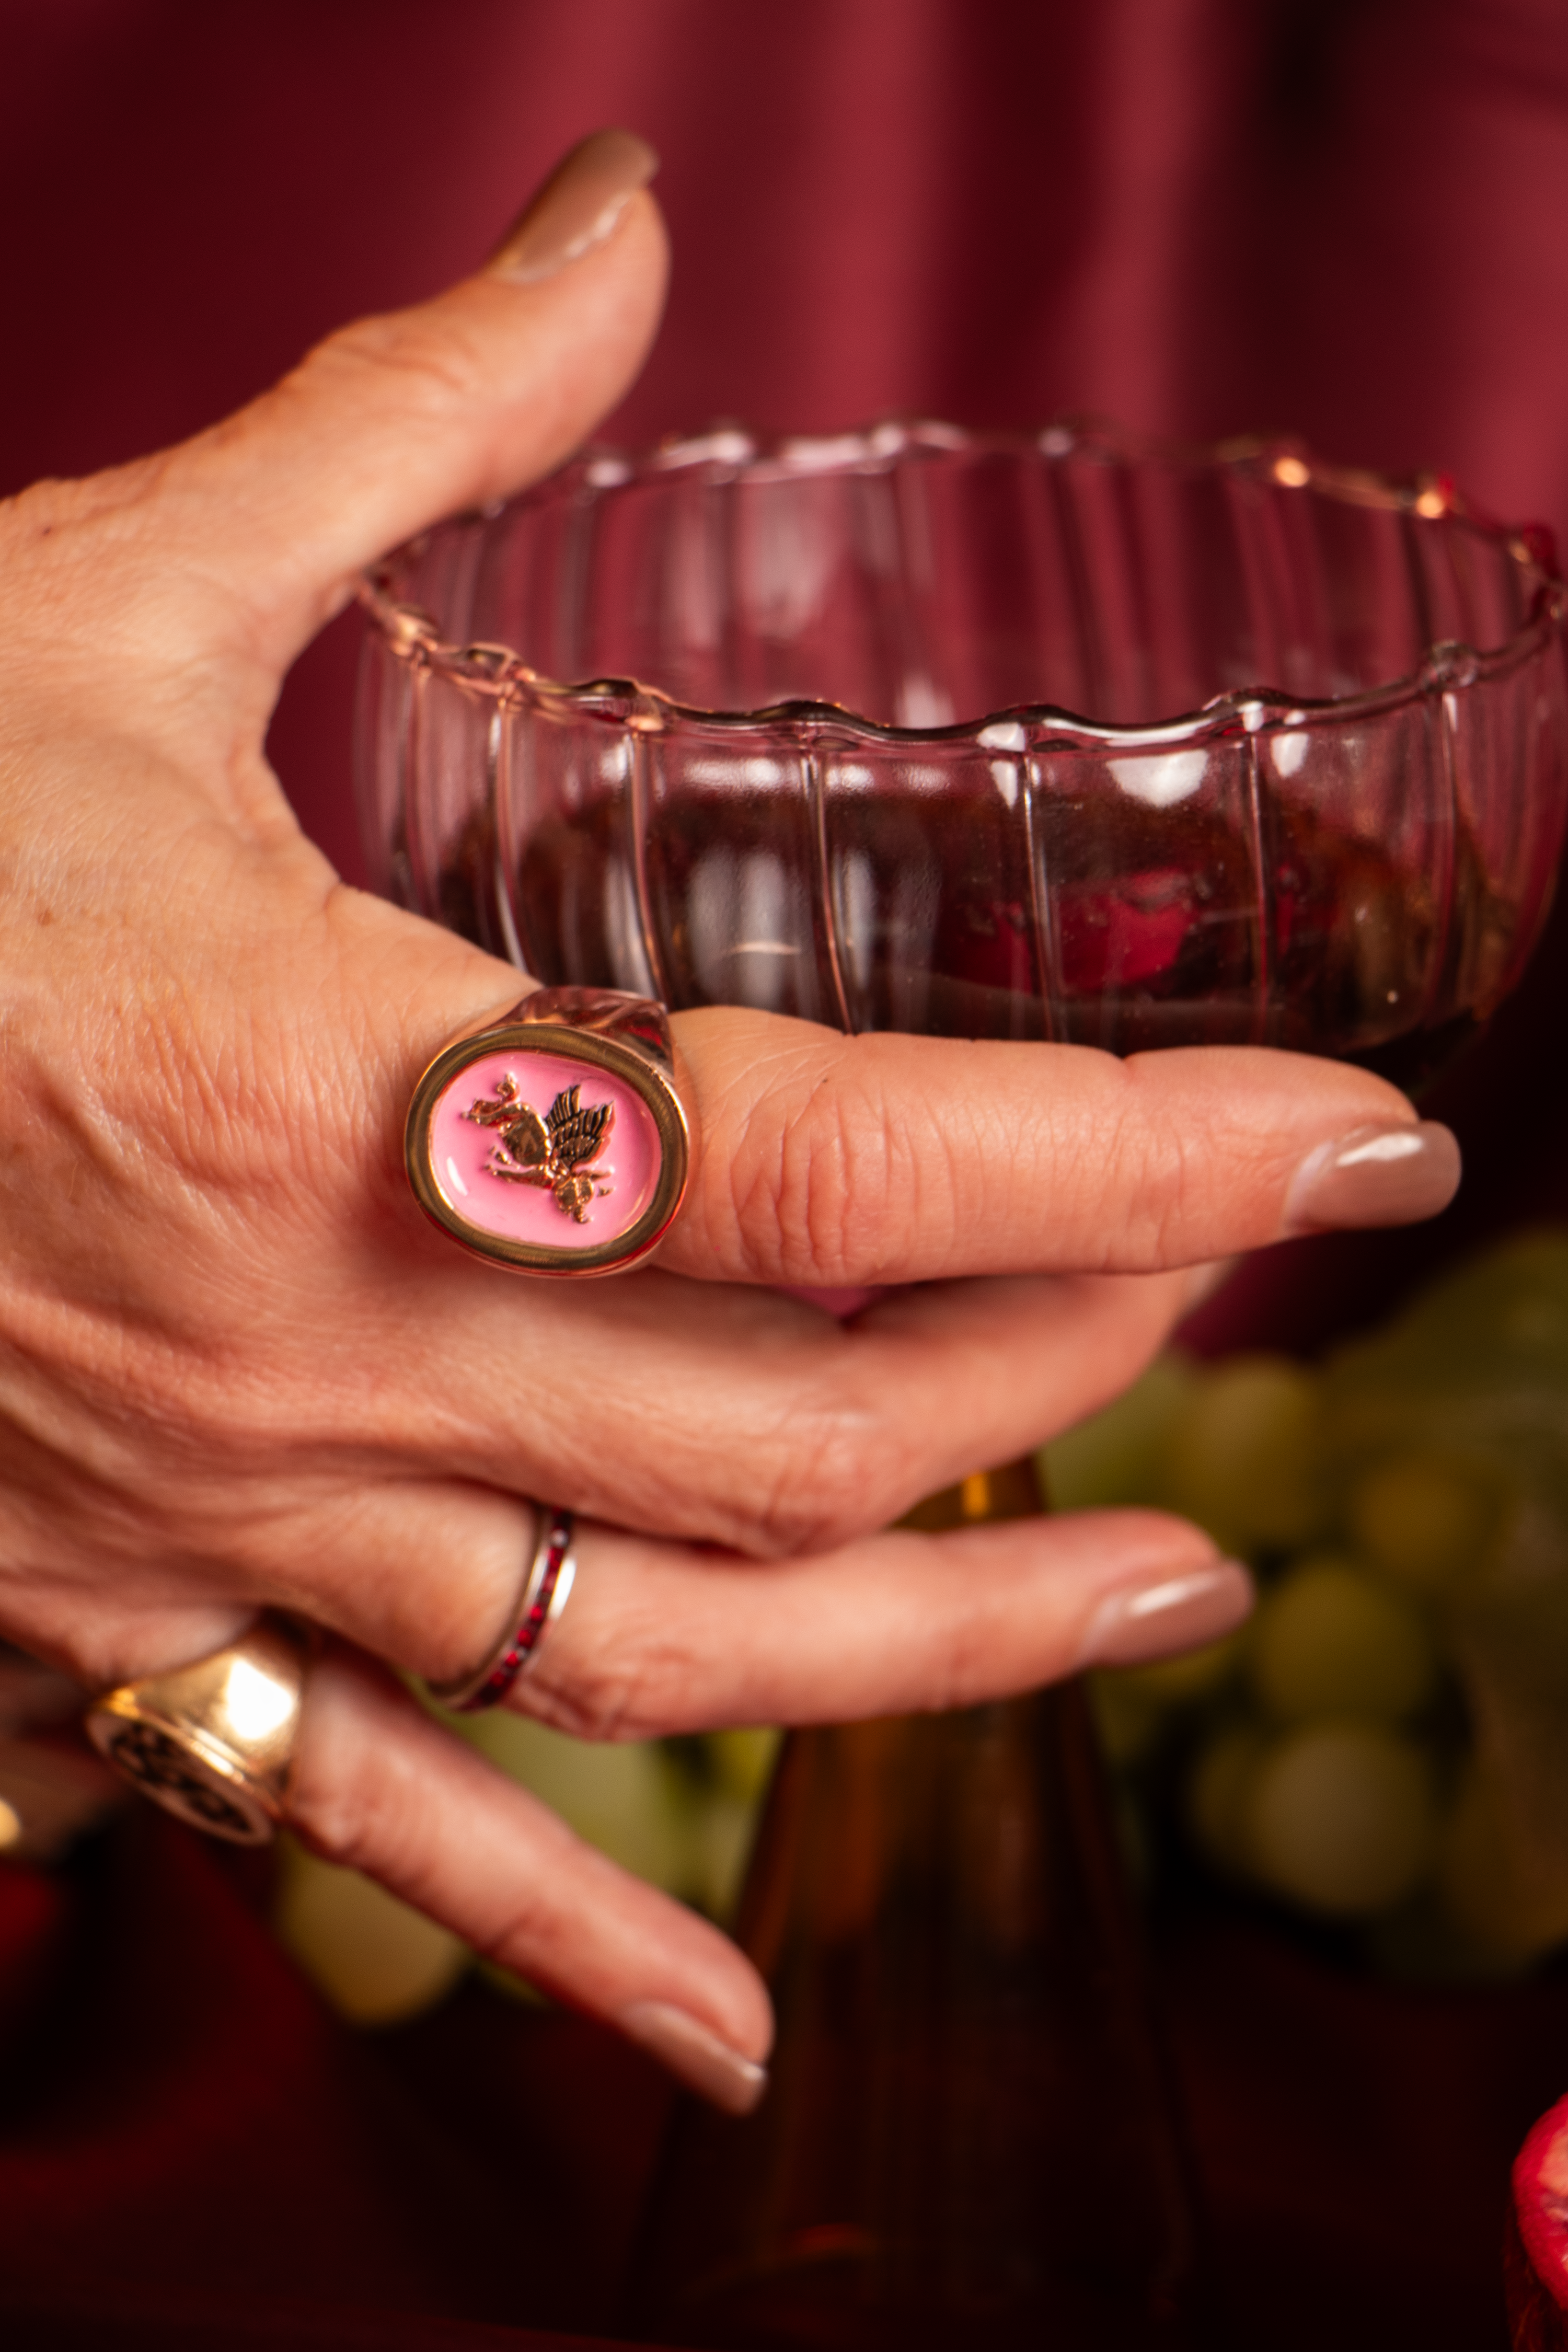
[404,1022,690,1278]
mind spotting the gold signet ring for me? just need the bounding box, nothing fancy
[85,1619,308,1846]
[405,986,690,1278]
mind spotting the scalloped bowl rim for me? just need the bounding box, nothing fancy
[360,417,1568,747]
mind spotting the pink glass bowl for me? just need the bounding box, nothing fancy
[356,421,1568,1079]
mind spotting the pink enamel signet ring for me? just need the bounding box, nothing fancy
[405,988,690,1277]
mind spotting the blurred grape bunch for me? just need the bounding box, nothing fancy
[273,1714,781,2026]
[1044,1230,1568,1976]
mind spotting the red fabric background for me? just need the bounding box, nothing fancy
[4,2,1568,2342]
[4,0,1568,884]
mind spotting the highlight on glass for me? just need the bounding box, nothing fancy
[358,420,1568,1085]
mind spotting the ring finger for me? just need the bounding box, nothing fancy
[507,1505,1247,1740]
[283,1499,1246,2112]
[270,1450,1246,1752]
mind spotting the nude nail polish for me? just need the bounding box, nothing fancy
[1286,1120,1461,1233]
[1078,1560,1253,1670]
[619,1998,769,2116]
[486,129,659,283]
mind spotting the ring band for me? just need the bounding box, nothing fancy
[427,1507,577,1713]
[405,986,690,1278]
[84,1618,307,1847]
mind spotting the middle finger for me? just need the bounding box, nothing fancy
[283,1484,1247,1733]
[658,1013,1459,1286]
[262,1262,1195,1572]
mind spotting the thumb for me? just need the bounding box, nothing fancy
[164,129,668,674]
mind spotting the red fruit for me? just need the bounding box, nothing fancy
[1508,2093,1568,2349]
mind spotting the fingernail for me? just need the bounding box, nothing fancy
[1285,1120,1461,1233]
[486,129,659,283]
[1078,1560,1252,1669]
[619,1999,768,2116]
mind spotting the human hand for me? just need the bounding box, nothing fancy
[0,131,1460,2108]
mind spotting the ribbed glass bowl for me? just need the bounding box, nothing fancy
[357,420,1568,1079]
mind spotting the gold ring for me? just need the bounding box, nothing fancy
[405,986,690,1278]
[84,1618,308,1846]
[426,1505,577,1712]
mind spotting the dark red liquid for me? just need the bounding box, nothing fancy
[425,782,1515,1090]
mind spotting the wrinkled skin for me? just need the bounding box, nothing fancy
[0,174,1451,2092]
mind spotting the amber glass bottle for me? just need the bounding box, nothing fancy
[630,1459,1204,2350]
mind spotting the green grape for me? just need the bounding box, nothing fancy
[273,1837,468,2025]
[454,1709,696,1897]
[1248,1555,1437,1724]
[1162,1354,1326,1554]
[1348,1452,1498,1594]
[687,1791,766,1922]
[1392,1233,1568,1376]
[1041,1352,1196,1511]
[706,1726,782,1803]
[1187,1723,1267,1874]
[1244,1722,1437,1917]
[1321,1233,1568,1517]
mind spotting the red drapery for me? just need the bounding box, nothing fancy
[3,5,1568,2341]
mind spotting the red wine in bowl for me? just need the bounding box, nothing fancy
[448,781,1524,1092]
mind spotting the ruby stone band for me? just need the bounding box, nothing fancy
[427,1508,578,1714]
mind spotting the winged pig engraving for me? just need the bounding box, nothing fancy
[464,1074,615,1223]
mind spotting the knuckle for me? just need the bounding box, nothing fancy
[475,1885,553,1973]
[291,1747,384,1873]
[299,312,490,424]
[522,1634,671,1745]
[289,1666,420,1876]
[725,1090,856,1283]
[1114,1058,1263,1267]
[1067,1101,1182,1271]
[747,1396,900,1555]
[1142,1123,1202,1263]
[722,1067,932,1285]
[929,1582,1008,1712]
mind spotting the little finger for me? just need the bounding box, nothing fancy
[288,1643,773,2113]
[511,1509,1252,1743]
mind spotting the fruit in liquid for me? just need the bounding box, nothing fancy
[444,780,1520,1089]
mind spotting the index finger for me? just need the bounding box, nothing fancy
[660,1011,1458,1285]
